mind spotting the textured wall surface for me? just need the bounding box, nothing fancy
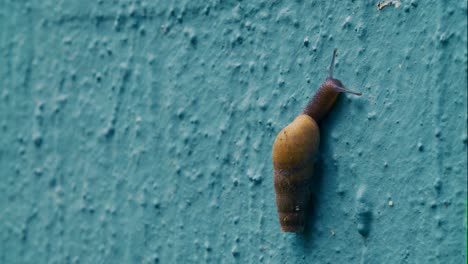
[1,0,467,263]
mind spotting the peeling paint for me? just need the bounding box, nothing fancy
[377,0,401,10]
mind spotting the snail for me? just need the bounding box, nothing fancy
[272,49,362,233]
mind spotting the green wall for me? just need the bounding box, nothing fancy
[1,0,467,263]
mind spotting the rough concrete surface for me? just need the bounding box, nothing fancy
[0,0,467,263]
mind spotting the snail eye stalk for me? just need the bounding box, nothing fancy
[332,85,362,96]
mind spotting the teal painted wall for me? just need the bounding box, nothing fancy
[1,1,467,263]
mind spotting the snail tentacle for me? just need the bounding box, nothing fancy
[327,48,338,78]
[332,85,362,96]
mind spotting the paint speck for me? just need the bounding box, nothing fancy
[388,200,394,207]
[33,168,43,177]
[356,185,372,237]
[153,200,160,209]
[183,27,198,47]
[342,16,352,28]
[204,241,212,252]
[277,77,285,87]
[433,178,442,193]
[257,98,267,111]
[32,132,43,147]
[177,108,186,119]
[231,246,240,257]
[101,126,115,139]
[367,111,377,120]
[303,37,309,47]
[417,142,424,151]
[62,36,72,45]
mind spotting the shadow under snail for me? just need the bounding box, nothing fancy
[272,49,362,233]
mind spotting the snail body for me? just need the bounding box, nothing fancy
[272,49,361,233]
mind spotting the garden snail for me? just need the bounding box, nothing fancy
[272,49,362,232]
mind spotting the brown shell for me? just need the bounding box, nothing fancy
[272,114,320,232]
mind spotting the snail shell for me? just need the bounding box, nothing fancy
[272,115,319,232]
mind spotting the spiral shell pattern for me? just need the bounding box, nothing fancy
[272,115,320,232]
